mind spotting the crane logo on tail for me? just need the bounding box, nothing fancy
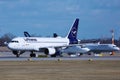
[71,28,77,37]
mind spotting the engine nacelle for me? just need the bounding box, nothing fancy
[44,48,56,55]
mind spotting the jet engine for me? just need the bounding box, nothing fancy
[44,48,56,55]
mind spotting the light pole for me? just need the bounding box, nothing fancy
[110,29,115,55]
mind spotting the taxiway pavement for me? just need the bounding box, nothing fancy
[0,52,120,61]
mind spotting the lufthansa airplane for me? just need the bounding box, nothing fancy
[83,43,119,55]
[62,43,119,56]
[8,18,89,57]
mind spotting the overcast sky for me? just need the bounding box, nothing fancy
[0,0,120,39]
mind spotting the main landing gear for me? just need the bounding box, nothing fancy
[30,51,36,57]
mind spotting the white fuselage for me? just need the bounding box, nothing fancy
[8,37,69,51]
[61,46,90,53]
[84,43,120,52]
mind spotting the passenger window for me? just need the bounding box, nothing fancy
[113,46,116,47]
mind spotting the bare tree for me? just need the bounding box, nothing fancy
[0,33,16,46]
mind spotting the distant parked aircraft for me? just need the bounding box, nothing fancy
[78,43,119,56]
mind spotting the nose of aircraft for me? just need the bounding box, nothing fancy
[7,43,11,48]
[115,47,120,51]
[112,46,120,51]
[7,43,13,49]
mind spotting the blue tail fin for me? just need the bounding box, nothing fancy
[67,18,79,44]
[24,31,31,37]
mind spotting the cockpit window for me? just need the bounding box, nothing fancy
[113,45,116,47]
[11,40,19,43]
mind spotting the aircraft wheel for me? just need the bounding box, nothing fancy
[88,53,91,55]
[16,54,20,57]
[30,53,36,57]
[78,53,83,56]
[51,54,56,57]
